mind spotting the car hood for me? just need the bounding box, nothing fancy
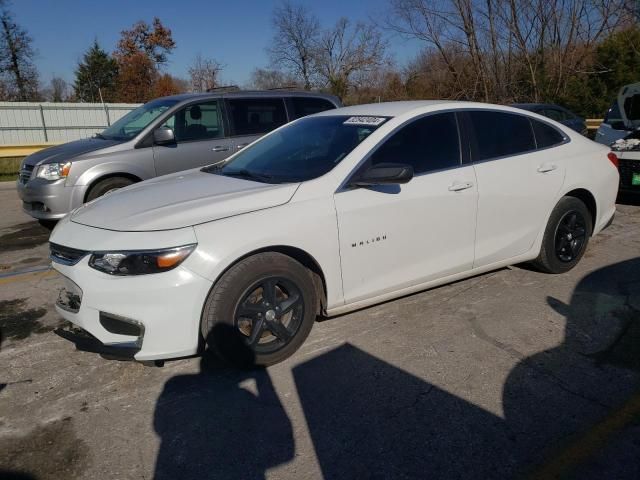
[23,137,122,167]
[70,169,300,231]
[618,82,640,129]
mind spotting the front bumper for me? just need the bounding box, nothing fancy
[52,256,213,361]
[16,178,86,220]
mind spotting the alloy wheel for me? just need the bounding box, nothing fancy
[554,210,587,262]
[233,276,305,354]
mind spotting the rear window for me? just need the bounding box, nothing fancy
[291,97,336,119]
[531,119,566,148]
[469,111,536,161]
[227,98,287,136]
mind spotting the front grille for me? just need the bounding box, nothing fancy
[618,158,640,190]
[19,164,34,184]
[50,243,88,266]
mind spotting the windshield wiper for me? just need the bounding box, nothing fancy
[93,133,108,140]
[222,169,274,183]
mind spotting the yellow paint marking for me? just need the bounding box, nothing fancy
[0,269,57,285]
[528,390,640,479]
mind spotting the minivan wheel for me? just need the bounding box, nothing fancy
[533,196,592,274]
[86,177,134,202]
[201,252,318,367]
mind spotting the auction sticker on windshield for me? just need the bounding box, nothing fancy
[343,116,387,126]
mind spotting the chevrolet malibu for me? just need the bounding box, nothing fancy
[49,101,619,367]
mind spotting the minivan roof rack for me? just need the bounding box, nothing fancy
[267,86,303,91]
[206,85,240,93]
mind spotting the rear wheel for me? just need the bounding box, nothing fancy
[533,196,592,273]
[201,252,318,367]
[86,176,134,202]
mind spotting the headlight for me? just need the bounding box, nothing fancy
[88,244,196,275]
[36,162,72,181]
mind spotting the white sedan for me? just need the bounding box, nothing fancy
[49,101,619,366]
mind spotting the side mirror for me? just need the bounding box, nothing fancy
[351,163,414,187]
[153,126,176,145]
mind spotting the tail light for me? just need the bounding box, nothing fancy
[607,152,619,168]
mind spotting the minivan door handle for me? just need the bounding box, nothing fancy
[212,146,230,152]
[448,181,474,192]
[236,143,250,150]
[537,163,557,173]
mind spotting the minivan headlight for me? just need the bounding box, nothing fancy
[36,162,72,181]
[89,244,196,275]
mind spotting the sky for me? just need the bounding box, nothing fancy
[12,0,424,88]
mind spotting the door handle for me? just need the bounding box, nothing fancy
[537,163,557,173]
[448,181,474,192]
[237,143,249,150]
[212,146,230,152]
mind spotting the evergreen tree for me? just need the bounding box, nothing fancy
[74,40,118,102]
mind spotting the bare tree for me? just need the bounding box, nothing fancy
[249,67,302,90]
[268,0,320,89]
[188,54,224,92]
[42,76,69,102]
[387,0,628,103]
[314,18,388,99]
[0,2,39,100]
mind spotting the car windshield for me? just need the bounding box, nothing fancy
[100,98,179,141]
[204,115,387,183]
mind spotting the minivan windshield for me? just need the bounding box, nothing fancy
[100,98,179,141]
[205,115,386,183]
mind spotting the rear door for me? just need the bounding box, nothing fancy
[225,97,288,154]
[334,112,478,303]
[153,100,233,176]
[466,110,566,267]
[289,96,337,119]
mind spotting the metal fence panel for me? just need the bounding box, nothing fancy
[0,102,141,144]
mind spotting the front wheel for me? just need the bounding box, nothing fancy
[533,196,592,274]
[86,176,134,202]
[201,252,319,367]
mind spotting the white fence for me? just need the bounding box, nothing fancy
[0,102,142,144]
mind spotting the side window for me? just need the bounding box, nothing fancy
[227,98,287,136]
[163,101,223,142]
[469,111,536,161]
[531,119,566,148]
[604,101,625,130]
[369,112,460,174]
[291,97,336,119]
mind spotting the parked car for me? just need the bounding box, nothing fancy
[49,101,618,367]
[511,103,587,134]
[595,82,640,145]
[16,90,341,223]
[609,130,640,194]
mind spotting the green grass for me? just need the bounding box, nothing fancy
[0,157,23,175]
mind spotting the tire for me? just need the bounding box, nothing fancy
[86,177,134,202]
[38,219,57,230]
[201,252,319,367]
[533,196,592,274]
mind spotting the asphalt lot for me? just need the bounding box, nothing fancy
[0,180,639,480]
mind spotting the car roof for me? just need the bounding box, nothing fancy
[155,90,340,104]
[314,100,458,118]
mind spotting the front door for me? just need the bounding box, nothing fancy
[153,100,233,176]
[334,112,478,304]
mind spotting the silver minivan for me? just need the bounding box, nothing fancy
[16,90,341,222]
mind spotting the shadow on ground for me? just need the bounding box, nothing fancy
[148,258,640,479]
[0,222,50,253]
